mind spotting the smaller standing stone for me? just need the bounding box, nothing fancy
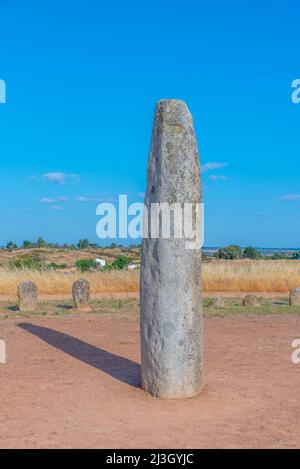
[289,288,300,306]
[211,297,226,309]
[17,281,38,311]
[72,279,91,311]
[243,294,261,307]
[0,338,6,364]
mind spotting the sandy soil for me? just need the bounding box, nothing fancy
[0,313,299,449]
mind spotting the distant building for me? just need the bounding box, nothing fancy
[127,263,138,271]
[95,258,106,268]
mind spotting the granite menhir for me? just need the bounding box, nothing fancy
[140,99,203,399]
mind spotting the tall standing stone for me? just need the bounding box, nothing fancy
[140,99,203,399]
[17,281,38,312]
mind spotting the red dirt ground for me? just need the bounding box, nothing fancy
[0,313,299,448]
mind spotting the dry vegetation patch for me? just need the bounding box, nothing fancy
[203,260,300,292]
[0,248,300,295]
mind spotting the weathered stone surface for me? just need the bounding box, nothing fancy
[17,281,38,311]
[289,288,300,306]
[140,99,203,399]
[72,279,90,309]
[243,294,260,307]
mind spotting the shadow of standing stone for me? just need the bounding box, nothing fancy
[17,281,38,312]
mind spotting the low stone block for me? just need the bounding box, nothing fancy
[17,281,38,311]
[243,294,261,307]
[72,279,91,310]
[289,288,300,306]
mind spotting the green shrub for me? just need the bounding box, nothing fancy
[292,252,300,260]
[215,245,243,260]
[271,252,290,260]
[243,246,262,259]
[48,262,68,270]
[75,259,97,272]
[204,297,215,307]
[10,255,46,271]
[111,255,132,270]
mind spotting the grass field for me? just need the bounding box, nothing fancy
[0,259,300,294]
[1,296,299,319]
[203,259,300,292]
[0,269,140,295]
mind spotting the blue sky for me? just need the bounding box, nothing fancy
[0,0,299,247]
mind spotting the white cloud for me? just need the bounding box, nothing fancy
[41,197,56,204]
[209,175,228,181]
[41,196,69,204]
[279,194,300,201]
[50,205,63,211]
[201,162,228,174]
[75,194,115,203]
[75,196,93,203]
[42,172,80,184]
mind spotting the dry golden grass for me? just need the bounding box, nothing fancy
[203,260,300,292]
[0,260,300,295]
[0,269,140,295]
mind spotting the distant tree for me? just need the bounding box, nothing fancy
[37,237,47,248]
[23,240,32,248]
[271,252,290,260]
[6,241,17,251]
[77,239,90,250]
[243,246,262,259]
[129,243,141,249]
[215,245,243,260]
[109,242,117,249]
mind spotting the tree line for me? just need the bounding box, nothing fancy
[214,245,300,260]
[3,238,141,252]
